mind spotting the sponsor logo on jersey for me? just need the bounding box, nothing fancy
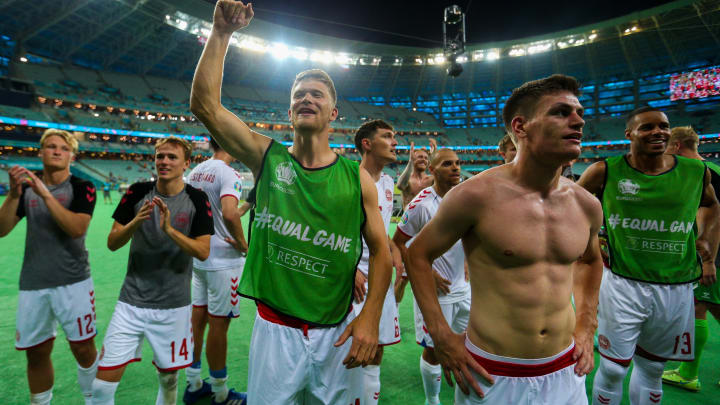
[234,181,242,192]
[401,211,409,224]
[617,179,641,201]
[173,212,190,228]
[275,162,297,186]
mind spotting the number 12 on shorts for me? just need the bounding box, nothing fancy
[672,332,691,355]
[170,338,189,363]
[76,314,94,336]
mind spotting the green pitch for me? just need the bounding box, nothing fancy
[1,196,719,404]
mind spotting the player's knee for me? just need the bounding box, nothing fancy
[69,340,97,365]
[632,355,664,379]
[26,341,54,364]
[598,356,629,384]
[422,347,439,365]
[208,316,231,334]
[157,370,178,390]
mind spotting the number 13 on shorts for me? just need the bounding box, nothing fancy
[672,332,691,355]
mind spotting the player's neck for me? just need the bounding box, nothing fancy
[289,131,336,168]
[512,153,563,195]
[412,167,427,178]
[212,151,234,165]
[627,151,674,174]
[42,167,70,186]
[360,155,385,182]
[679,150,703,161]
[433,181,452,198]
[156,177,185,196]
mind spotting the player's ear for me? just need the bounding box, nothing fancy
[329,105,338,122]
[511,116,527,141]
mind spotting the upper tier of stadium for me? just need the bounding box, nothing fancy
[0,0,718,171]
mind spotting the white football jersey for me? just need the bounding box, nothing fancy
[397,186,469,303]
[187,159,244,270]
[357,172,395,276]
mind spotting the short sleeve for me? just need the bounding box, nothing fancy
[69,178,97,215]
[112,182,149,225]
[15,185,29,219]
[397,204,429,239]
[187,187,215,238]
[219,165,242,202]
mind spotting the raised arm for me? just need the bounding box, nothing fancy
[0,166,24,237]
[335,168,392,368]
[575,161,606,196]
[571,193,604,376]
[190,1,270,176]
[407,183,492,397]
[696,168,720,286]
[396,142,415,192]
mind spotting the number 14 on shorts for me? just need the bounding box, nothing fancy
[170,338,189,363]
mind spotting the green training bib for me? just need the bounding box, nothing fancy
[602,155,705,284]
[240,141,364,325]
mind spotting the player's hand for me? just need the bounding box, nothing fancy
[572,326,595,376]
[353,270,367,303]
[429,138,437,155]
[7,165,26,198]
[224,237,248,254]
[408,142,416,163]
[700,260,717,286]
[433,271,451,295]
[213,0,254,35]
[334,309,378,369]
[433,329,493,397]
[392,249,405,280]
[20,168,51,199]
[599,238,609,263]
[152,197,172,233]
[131,199,155,225]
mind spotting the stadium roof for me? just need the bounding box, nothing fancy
[1,0,719,98]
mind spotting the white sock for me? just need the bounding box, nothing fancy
[420,357,442,405]
[591,357,628,405]
[629,356,664,405]
[185,365,202,392]
[30,388,53,405]
[363,365,381,405]
[209,375,229,402]
[78,353,100,405]
[156,371,178,405]
[91,379,118,405]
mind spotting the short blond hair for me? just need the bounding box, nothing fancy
[670,126,699,151]
[40,129,78,154]
[155,136,193,160]
[292,69,337,105]
[498,133,515,153]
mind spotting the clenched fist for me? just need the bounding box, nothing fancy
[213,0,254,34]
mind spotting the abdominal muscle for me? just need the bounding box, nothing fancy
[466,260,576,359]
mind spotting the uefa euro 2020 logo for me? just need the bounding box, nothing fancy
[275,162,297,186]
[618,178,640,195]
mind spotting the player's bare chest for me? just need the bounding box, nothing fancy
[478,198,589,264]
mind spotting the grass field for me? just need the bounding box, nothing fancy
[1,195,719,404]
